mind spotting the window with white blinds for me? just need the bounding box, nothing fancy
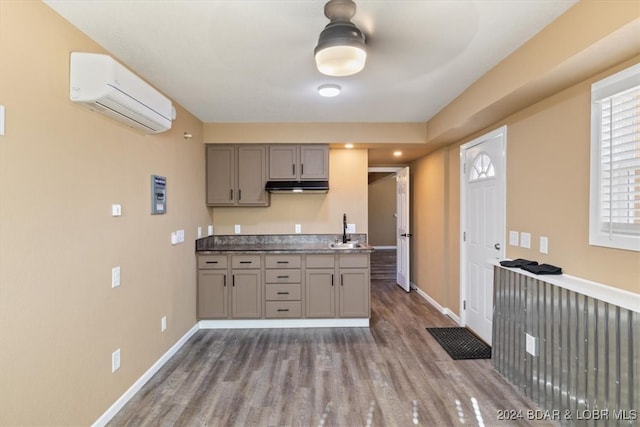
[589,63,640,252]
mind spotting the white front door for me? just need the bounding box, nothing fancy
[461,127,506,345]
[396,167,411,292]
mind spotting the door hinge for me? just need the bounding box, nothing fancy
[463,162,466,174]
[463,300,466,310]
[463,231,466,242]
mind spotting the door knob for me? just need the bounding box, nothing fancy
[401,233,413,237]
[494,243,501,250]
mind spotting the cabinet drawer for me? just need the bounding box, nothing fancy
[198,255,228,269]
[306,254,335,269]
[265,255,301,269]
[265,301,302,318]
[231,255,261,269]
[265,284,301,301]
[265,269,302,284]
[339,254,369,268]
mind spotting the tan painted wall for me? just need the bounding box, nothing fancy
[0,2,209,425]
[410,58,640,319]
[410,148,448,305]
[211,149,368,235]
[504,59,640,293]
[409,1,640,314]
[368,175,396,246]
[204,122,426,144]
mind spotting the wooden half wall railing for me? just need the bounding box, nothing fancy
[492,265,639,426]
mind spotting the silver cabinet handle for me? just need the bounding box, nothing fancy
[495,243,501,250]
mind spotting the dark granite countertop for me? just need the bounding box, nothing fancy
[195,234,374,254]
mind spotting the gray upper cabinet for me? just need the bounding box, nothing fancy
[206,145,269,207]
[268,145,329,181]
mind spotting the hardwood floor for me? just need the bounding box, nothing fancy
[108,249,553,426]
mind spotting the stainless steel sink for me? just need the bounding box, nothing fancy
[329,242,361,249]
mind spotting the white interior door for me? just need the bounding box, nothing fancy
[396,167,411,292]
[461,127,506,345]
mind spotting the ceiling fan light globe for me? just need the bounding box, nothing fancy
[315,45,367,77]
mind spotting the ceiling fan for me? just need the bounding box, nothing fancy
[314,0,367,77]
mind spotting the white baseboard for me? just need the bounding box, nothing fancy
[199,318,369,329]
[412,283,461,326]
[92,323,200,427]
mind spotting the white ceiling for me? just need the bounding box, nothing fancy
[44,0,577,162]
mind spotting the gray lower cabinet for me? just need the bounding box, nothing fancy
[338,254,370,318]
[197,255,228,319]
[265,254,302,318]
[305,270,335,318]
[305,254,336,318]
[231,255,262,318]
[197,252,369,320]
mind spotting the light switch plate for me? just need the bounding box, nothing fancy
[170,232,178,245]
[197,226,202,238]
[526,333,538,356]
[295,224,301,233]
[111,204,122,217]
[540,236,548,254]
[234,224,241,234]
[509,231,519,246]
[520,232,531,249]
[111,348,121,372]
[346,224,356,233]
[111,266,121,288]
[207,225,214,236]
[176,229,185,243]
[0,105,5,136]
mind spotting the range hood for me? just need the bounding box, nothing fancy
[265,180,329,193]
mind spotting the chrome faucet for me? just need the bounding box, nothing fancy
[342,213,348,243]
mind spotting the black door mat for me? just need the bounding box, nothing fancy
[426,327,492,360]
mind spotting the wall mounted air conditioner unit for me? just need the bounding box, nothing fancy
[69,52,174,133]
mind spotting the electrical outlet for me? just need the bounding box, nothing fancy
[540,236,549,254]
[111,266,121,288]
[520,232,531,249]
[234,224,241,234]
[197,226,202,238]
[295,224,301,233]
[176,229,185,243]
[346,223,356,233]
[170,231,178,245]
[208,225,214,236]
[111,348,121,372]
[161,316,167,332]
[509,230,519,246]
[111,204,122,217]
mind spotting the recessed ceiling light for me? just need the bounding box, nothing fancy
[393,151,403,157]
[318,84,341,97]
[345,143,354,149]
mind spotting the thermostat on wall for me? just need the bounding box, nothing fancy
[151,175,166,214]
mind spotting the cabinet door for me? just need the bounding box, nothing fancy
[268,145,298,180]
[231,270,262,318]
[305,269,335,318]
[206,145,236,206]
[198,270,228,319]
[300,145,329,180]
[339,268,370,318]
[237,145,269,206]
